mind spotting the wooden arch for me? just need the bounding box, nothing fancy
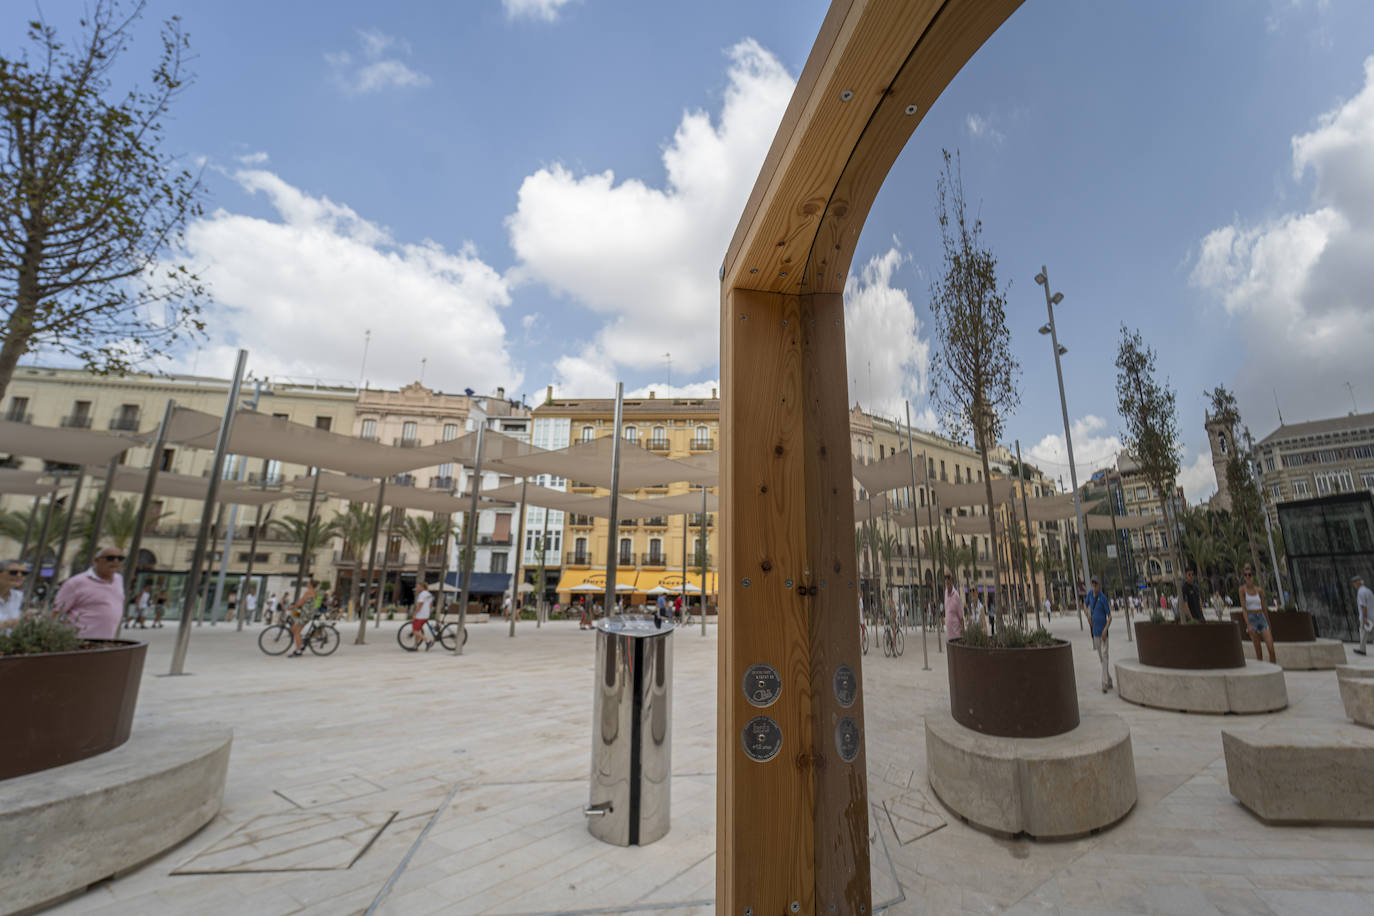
[717,1,1023,912]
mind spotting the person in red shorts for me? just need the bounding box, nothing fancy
[412,580,436,650]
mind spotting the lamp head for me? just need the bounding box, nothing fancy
[1050,291,1064,305]
[1038,324,1051,336]
[1057,344,1068,356]
[1034,272,1047,286]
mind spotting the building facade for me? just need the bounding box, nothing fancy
[1253,411,1374,527]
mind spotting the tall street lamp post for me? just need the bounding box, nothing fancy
[1036,266,1093,614]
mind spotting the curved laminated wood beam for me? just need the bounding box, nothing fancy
[717,2,1023,913]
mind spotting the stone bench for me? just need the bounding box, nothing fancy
[1115,659,1287,714]
[1273,639,1346,671]
[0,721,231,914]
[925,710,1136,839]
[1222,720,1374,825]
[1337,666,1374,727]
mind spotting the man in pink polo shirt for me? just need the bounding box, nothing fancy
[54,546,126,639]
[943,570,964,640]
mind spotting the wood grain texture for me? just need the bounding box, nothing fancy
[722,0,1024,297]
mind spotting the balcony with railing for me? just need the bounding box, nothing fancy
[108,415,141,431]
[642,516,667,528]
[619,518,638,527]
[646,438,671,452]
[60,414,93,429]
[690,437,714,451]
[5,411,32,424]
[689,513,714,527]
[429,475,454,489]
[641,552,667,567]
[393,437,422,448]
[392,473,416,487]
[567,514,594,527]
[566,550,591,566]
[617,550,634,565]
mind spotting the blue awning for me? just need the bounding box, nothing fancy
[444,571,512,595]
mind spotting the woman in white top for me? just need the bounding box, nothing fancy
[1239,565,1276,663]
[0,558,28,628]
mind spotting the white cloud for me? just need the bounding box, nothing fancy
[843,243,931,422]
[520,312,539,331]
[1191,56,1374,425]
[626,380,720,399]
[236,151,269,166]
[178,169,519,394]
[326,29,430,94]
[507,38,795,379]
[1026,415,1123,483]
[504,0,576,22]
[550,344,617,397]
[965,113,1004,143]
[1177,448,1218,505]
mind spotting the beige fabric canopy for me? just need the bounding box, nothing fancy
[1085,513,1155,531]
[852,453,921,494]
[0,419,138,466]
[626,490,719,516]
[934,477,1015,507]
[1022,493,1101,522]
[853,492,893,519]
[95,466,291,507]
[285,472,474,514]
[0,468,61,496]
[485,435,700,491]
[667,451,719,487]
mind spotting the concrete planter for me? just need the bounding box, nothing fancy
[0,639,146,780]
[1135,621,1244,669]
[947,638,1078,738]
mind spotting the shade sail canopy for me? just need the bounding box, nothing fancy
[479,482,605,515]
[1085,513,1155,531]
[933,477,1015,507]
[854,492,893,518]
[486,435,703,491]
[852,453,921,494]
[1023,493,1101,522]
[289,472,472,514]
[0,420,138,466]
[0,468,61,496]
[443,571,511,594]
[668,451,718,486]
[93,466,292,506]
[949,514,992,537]
[166,408,540,478]
[626,490,719,516]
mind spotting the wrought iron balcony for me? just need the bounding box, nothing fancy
[60,414,93,429]
[690,438,714,451]
[641,552,667,567]
[643,516,667,527]
[392,473,416,487]
[566,550,591,566]
[646,438,671,452]
[430,475,454,489]
[393,437,422,448]
[108,416,140,431]
[4,410,32,424]
[567,514,594,527]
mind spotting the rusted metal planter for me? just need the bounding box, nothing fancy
[947,639,1078,738]
[0,640,146,780]
[1136,621,1244,669]
[1229,610,1316,643]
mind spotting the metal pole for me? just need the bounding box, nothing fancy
[48,469,84,599]
[1015,441,1042,629]
[119,398,175,637]
[1040,266,1092,615]
[1059,476,1084,630]
[700,482,708,636]
[455,424,486,654]
[904,402,929,669]
[681,510,689,621]
[23,491,58,603]
[536,504,550,626]
[603,383,625,617]
[509,476,528,637]
[87,454,120,553]
[238,457,271,630]
[435,511,453,617]
[1263,512,1285,605]
[209,455,245,623]
[170,348,248,676]
[355,478,385,644]
[377,505,398,617]
[293,468,322,606]
[198,504,225,625]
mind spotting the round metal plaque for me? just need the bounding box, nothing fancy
[834,717,860,763]
[741,716,783,763]
[742,663,782,708]
[832,664,857,708]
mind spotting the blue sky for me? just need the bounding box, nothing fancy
[16,0,1374,502]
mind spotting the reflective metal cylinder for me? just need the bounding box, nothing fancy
[588,616,674,845]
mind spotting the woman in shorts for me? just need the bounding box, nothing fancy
[1239,565,1276,664]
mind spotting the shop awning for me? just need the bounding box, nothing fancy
[555,568,639,592]
[634,570,704,594]
[443,571,512,594]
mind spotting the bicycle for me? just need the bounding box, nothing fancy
[881,617,905,657]
[859,617,869,655]
[258,612,340,656]
[396,616,466,651]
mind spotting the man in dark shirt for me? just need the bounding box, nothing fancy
[1182,568,1205,623]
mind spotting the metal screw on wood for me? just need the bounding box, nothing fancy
[840,89,854,101]
[905,104,918,115]
[784,579,794,589]
[791,903,801,913]
[744,909,752,916]
[742,578,751,588]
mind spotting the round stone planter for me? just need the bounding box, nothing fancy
[1135,621,1244,669]
[947,638,1078,738]
[0,639,146,780]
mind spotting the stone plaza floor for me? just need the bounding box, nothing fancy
[36,612,1374,916]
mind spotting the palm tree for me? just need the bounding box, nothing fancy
[330,504,376,626]
[402,515,453,605]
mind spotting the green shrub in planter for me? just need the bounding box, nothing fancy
[1149,608,1167,625]
[0,615,83,656]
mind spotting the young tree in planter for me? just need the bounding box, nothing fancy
[0,1,208,400]
[928,150,1021,624]
[1115,327,1186,607]
[1207,385,1269,588]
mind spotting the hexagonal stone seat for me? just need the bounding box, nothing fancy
[1337,666,1374,727]
[0,722,231,914]
[1222,720,1374,824]
[1115,659,1287,714]
[925,709,1136,839]
[1273,639,1347,671]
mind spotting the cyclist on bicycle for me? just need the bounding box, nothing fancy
[286,579,320,657]
[412,581,436,650]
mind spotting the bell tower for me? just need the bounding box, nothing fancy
[1205,410,1234,511]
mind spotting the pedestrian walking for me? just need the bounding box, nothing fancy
[53,546,126,639]
[412,581,436,650]
[1085,575,1113,693]
[153,587,167,627]
[1239,565,1276,664]
[134,583,152,629]
[943,572,964,641]
[1181,569,1204,623]
[1,558,28,628]
[1210,590,1226,621]
[225,590,238,623]
[244,588,258,623]
[1354,574,1372,656]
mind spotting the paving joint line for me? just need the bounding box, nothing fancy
[363,782,467,915]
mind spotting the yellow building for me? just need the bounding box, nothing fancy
[529,388,719,608]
